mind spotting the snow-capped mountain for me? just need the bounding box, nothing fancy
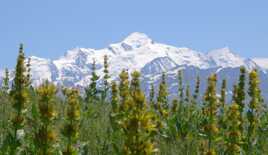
[30,56,58,86]
[253,58,268,70]
[1,32,268,101]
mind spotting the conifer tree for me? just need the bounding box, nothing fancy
[2,68,9,93]
[35,81,58,155]
[102,55,110,103]
[246,69,262,153]
[85,58,99,104]
[202,74,219,155]
[62,88,81,155]
[9,44,29,154]
[225,103,242,154]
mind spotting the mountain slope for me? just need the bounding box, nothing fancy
[28,32,260,87]
[253,58,268,70]
[1,32,268,101]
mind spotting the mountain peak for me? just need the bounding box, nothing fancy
[64,48,93,59]
[122,32,153,48]
[207,47,245,68]
[207,47,234,55]
[124,32,151,41]
[253,58,268,69]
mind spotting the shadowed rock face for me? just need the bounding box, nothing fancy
[142,65,268,103]
[1,32,268,102]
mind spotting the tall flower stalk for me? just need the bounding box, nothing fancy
[202,74,219,155]
[62,88,81,155]
[35,81,58,154]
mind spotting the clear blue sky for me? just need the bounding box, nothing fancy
[1,0,268,68]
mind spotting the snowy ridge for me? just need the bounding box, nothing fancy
[36,32,262,87]
[207,47,245,68]
[1,32,268,101]
[253,58,268,70]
